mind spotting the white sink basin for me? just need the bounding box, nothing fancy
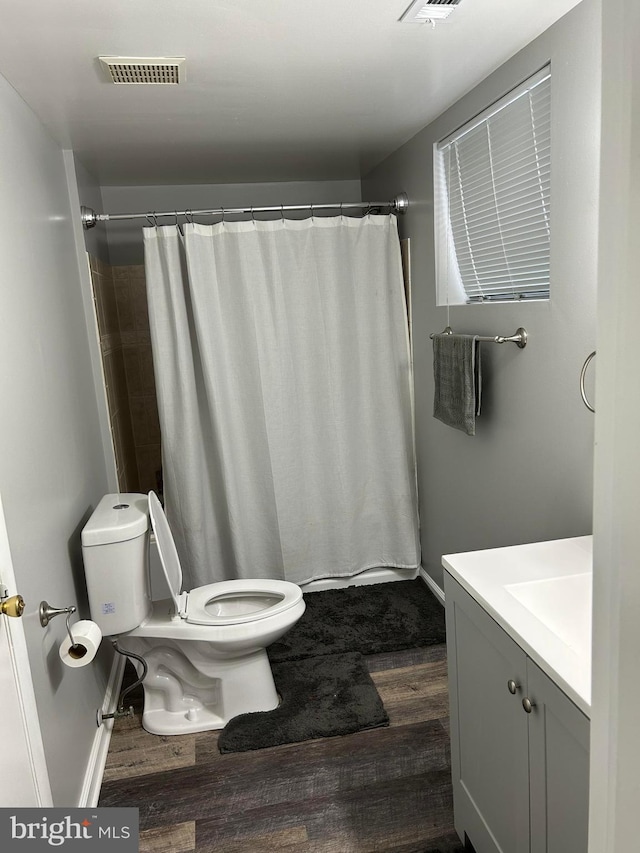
[505,573,592,655]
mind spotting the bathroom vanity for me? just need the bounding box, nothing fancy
[442,537,592,853]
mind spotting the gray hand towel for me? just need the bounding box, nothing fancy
[433,334,482,436]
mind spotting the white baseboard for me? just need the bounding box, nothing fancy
[418,567,445,605]
[78,651,126,808]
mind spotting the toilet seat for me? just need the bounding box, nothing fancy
[183,579,302,626]
[148,491,303,627]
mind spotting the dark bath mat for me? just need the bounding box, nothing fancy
[218,652,389,753]
[269,579,446,663]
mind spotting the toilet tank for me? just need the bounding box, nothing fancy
[81,493,152,636]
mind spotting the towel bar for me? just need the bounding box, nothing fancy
[430,326,528,348]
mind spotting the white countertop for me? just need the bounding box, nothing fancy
[442,536,592,717]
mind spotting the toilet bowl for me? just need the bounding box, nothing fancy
[81,492,305,735]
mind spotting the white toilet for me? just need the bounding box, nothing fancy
[81,492,305,735]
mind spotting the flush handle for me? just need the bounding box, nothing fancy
[1,594,25,618]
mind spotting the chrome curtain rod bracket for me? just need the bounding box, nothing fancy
[430,326,528,349]
[81,205,98,229]
[394,192,409,214]
[80,193,410,230]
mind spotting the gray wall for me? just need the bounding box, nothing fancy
[100,180,363,265]
[364,0,600,588]
[0,72,112,804]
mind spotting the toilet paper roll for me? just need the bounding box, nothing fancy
[59,620,102,668]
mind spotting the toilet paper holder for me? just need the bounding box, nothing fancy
[39,601,79,650]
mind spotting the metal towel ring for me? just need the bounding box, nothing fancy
[580,351,596,413]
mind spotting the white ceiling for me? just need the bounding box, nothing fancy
[0,0,582,186]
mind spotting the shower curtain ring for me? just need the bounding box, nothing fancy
[185,209,193,224]
[221,207,226,224]
[146,212,155,228]
[251,206,255,223]
[280,204,284,222]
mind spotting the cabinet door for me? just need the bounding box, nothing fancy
[526,659,590,853]
[445,575,531,853]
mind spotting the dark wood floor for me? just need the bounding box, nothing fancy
[99,645,464,853]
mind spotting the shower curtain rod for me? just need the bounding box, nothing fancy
[80,192,409,230]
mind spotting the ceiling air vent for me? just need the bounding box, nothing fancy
[99,56,186,85]
[400,0,463,24]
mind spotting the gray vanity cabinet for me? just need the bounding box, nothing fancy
[444,573,589,853]
[526,657,590,853]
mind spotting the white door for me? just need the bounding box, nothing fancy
[0,491,52,806]
[589,0,640,850]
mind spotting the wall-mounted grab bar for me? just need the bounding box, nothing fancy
[430,326,528,348]
[580,351,596,412]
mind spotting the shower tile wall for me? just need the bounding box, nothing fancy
[89,256,162,495]
[114,264,162,495]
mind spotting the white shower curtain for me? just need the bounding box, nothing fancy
[143,214,419,589]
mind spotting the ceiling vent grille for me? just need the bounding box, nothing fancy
[99,56,186,84]
[400,0,463,23]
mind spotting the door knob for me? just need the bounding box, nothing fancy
[522,697,536,714]
[507,679,520,695]
[1,594,25,618]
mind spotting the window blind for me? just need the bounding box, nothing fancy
[435,67,551,302]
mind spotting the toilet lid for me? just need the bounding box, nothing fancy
[148,491,183,614]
